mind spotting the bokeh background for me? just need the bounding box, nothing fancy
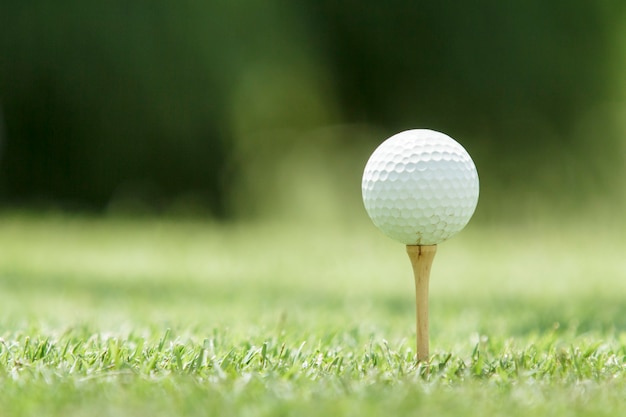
[1,1,625,224]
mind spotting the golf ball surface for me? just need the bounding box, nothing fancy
[362,129,479,245]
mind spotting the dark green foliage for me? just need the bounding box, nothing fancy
[0,1,234,214]
[0,1,624,215]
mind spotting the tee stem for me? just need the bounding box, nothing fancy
[406,244,437,362]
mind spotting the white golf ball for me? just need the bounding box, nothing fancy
[362,129,479,245]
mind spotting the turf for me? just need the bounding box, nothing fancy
[0,213,625,416]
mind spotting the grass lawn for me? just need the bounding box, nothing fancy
[0,213,625,416]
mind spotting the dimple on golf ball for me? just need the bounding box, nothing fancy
[362,129,479,245]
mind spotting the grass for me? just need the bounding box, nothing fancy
[0,212,625,416]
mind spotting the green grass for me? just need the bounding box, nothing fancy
[0,213,625,416]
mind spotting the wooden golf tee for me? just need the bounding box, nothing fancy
[406,244,437,362]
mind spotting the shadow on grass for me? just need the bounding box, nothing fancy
[0,271,248,304]
[379,293,626,336]
[2,272,626,336]
[0,271,349,311]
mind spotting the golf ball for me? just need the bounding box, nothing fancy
[362,129,479,245]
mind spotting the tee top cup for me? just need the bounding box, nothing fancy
[361,129,479,361]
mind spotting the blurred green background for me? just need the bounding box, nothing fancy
[1,1,625,223]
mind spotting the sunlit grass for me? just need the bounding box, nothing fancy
[0,213,624,416]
